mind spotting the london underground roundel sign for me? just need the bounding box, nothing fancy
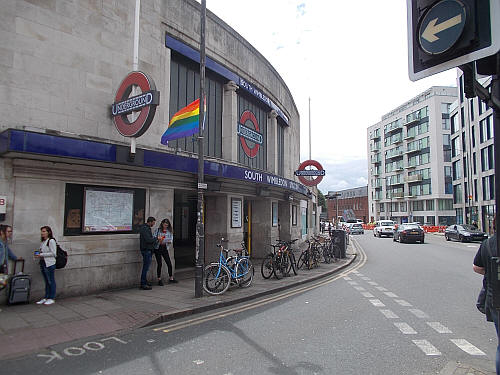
[111,71,160,137]
[295,160,325,186]
[238,110,262,158]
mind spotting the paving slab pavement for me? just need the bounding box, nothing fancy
[0,245,358,360]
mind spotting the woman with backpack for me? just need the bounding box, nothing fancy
[34,226,57,305]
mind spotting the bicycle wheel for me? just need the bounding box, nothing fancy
[273,254,285,279]
[296,251,306,270]
[289,252,298,275]
[236,258,254,288]
[323,246,332,263]
[203,264,231,295]
[261,254,274,279]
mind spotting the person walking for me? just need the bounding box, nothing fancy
[473,232,500,374]
[34,226,57,305]
[0,225,20,274]
[139,217,157,290]
[154,219,177,285]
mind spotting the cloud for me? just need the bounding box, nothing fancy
[317,158,368,194]
[297,3,306,16]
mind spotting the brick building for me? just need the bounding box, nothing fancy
[327,186,369,223]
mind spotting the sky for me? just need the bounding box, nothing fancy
[203,0,458,194]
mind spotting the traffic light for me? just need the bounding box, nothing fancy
[408,0,500,81]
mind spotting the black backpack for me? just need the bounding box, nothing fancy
[50,239,68,269]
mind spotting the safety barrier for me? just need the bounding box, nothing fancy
[363,224,446,233]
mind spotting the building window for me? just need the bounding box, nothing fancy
[474,179,478,201]
[451,113,459,133]
[292,205,297,226]
[444,166,452,194]
[444,149,451,162]
[380,203,385,212]
[400,202,407,211]
[451,136,460,158]
[277,120,285,176]
[441,103,451,114]
[453,184,463,204]
[426,216,436,225]
[438,199,454,210]
[472,152,477,174]
[456,208,464,224]
[470,100,474,121]
[471,125,476,147]
[412,200,424,211]
[481,145,495,171]
[169,57,223,157]
[452,160,462,180]
[426,199,434,210]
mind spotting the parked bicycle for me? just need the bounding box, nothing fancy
[261,239,298,279]
[203,239,254,295]
[296,238,321,270]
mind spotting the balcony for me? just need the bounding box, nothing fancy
[405,194,417,199]
[405,147,422,154]
[405,164,416,169]
[386,149,403,159]
[403,116,420,126]
[393,137,403,145]
[371,154,382,164]
[370,132,381,140]
[371,145,381,152]
[394,165,404,171]
[385,123,403,135]
[404,134,415,140]
[392,192,405,199]
[405,174,422,182]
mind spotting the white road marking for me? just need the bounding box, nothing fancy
[395,299,413,307]
[450,339,486,355]
[369,299,385,307]
[353,286,365,291]
[368,281,378,286]
[379,309,399,319]
[384,292,398,298]
[412,340,442,356]
[426,322,452,334]
[394,322,417,334]
[361,292,375,298]
[361,277,371,281]
[193,360,205,365]
[344,276,352,280]
[376,286,388,292]
[347,281,358,285]
[408,309,429,319]
[352,271,360,274]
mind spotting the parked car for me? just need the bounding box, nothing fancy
[393,223,424,243]
[444,224,488,242]
[350,223,364,235]
[373,220,396,237]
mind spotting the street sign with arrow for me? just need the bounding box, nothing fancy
[408,0,500,81]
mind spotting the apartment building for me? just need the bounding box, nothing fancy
[367,87,457,225]
[450,73,495,234]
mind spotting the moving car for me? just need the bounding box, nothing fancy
[393,223,424,243]
[444,224,488,242]
[373,220,396,237]
[350,223,364,235]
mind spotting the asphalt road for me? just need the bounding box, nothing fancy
[1,232,496,374]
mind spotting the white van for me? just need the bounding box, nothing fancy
[374,220,396,237]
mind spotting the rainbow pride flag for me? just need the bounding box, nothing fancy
[161,98,203,145]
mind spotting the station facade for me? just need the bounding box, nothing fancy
[0,0,318,298]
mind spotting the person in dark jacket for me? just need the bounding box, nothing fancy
[139,217,157,290]
[473,233,499,374]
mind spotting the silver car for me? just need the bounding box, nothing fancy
[350,223,364,235]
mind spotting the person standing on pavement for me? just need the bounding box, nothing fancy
[139,217,157,290]
[154,219,177,285]
[473,232,500,374]
[34,226,57,305]
[0,225,21,274]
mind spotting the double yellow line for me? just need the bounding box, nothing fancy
[153,239,367,334]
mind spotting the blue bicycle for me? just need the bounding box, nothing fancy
[203,239,254,295]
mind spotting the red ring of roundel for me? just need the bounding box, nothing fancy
[297,159,324,186]
[239,110,260,158]
[113,71,155,137]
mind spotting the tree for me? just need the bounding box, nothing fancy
[318,190,327,214]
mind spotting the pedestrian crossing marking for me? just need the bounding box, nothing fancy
[376,286,388,292]
[361,292,375,298]
[395,299,413,307]
[369,299,385,307]
[353,286,365,291]
[426,322,452,333]
[348,281,358,285]
[394,322,417,334]
[408,309,429,319]
[368,281,378,286]
[384,292,398,298]
[412,340,441,356]
[450,339,486,355]
[379,309,399,319]
[343,276,352,280]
